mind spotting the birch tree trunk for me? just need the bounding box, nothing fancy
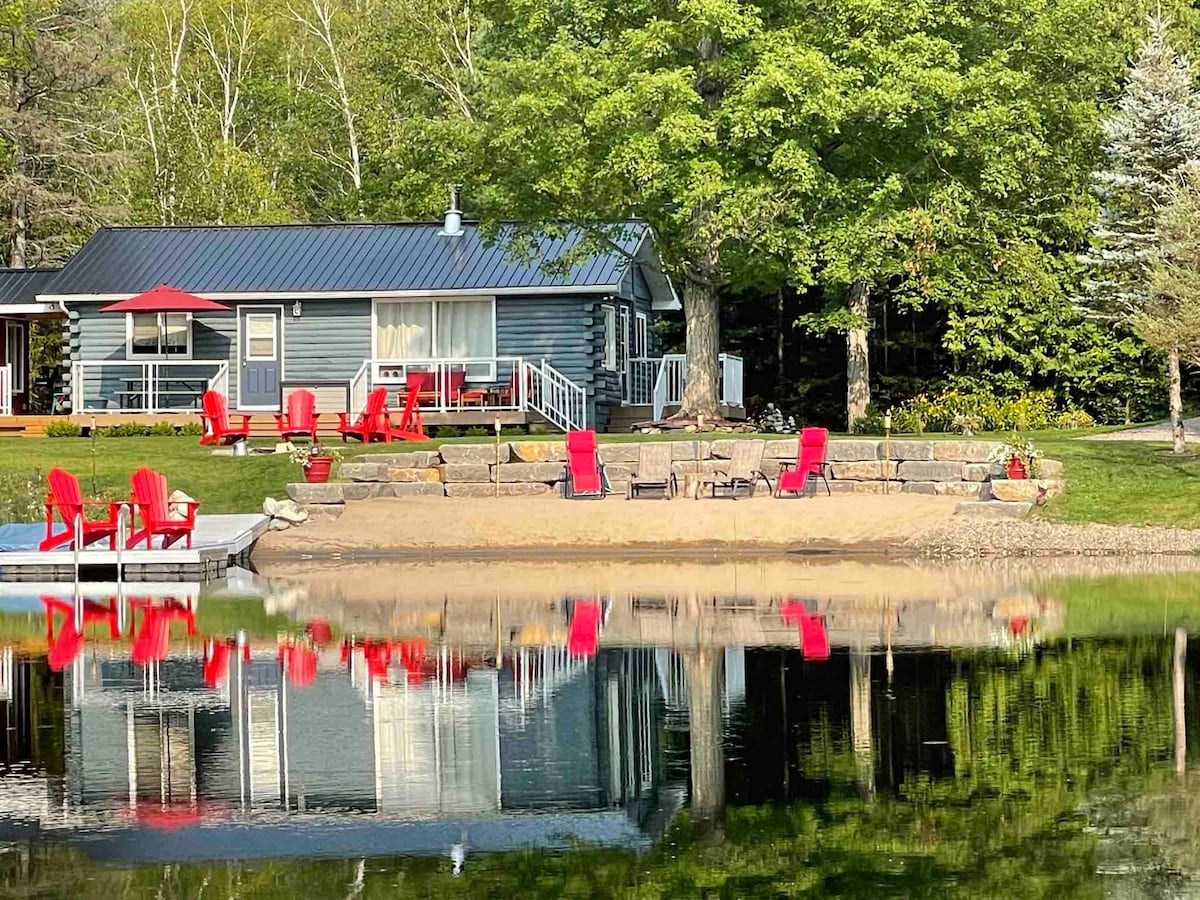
[676,276,722,421]
[1169,346,1186,454]
[846,280,871,430]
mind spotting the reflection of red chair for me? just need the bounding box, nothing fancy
[279,643,318,687]
[305,619,333,645]
[130,598,197,665]
[135,802,204,831]
[567,600,602,657]
[203,640,232,688]
[41,595,120,671]
[781,599,830,661]
[39,468,122,552]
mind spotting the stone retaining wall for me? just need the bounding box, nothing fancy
[284,438,1064,520]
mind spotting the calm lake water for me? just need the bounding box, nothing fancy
[4,557,1200,898]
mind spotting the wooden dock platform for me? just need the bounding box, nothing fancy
[0,514,269,581]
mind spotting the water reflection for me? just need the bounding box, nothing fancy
[1,561,1200,895]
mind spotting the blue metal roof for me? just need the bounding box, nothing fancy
[43,222,656,298]
[0,268,59,306]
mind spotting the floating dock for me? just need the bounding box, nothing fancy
[0,514,270,581]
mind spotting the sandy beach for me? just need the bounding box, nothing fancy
[255,493,962,557]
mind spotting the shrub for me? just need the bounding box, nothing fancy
[463,426,490,437]
[434,425,462,438]
[178,422,205,436]
[97,423,152,438]
[44,420,82,438]
[149,421,179,436]
[892,388,1060,433]
[0,470,42,525]
[1055,408,1096,430]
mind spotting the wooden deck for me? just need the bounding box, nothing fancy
[0,513,269,580]
[0,410,536,438]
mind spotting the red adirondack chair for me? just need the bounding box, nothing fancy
[564,430,606,499]
[275,389,320,442]
[781,600,830,661]
[776,427,832,498]
[337,386,393,443]
[199,391,251,446]
[128,468,200,549]
[39,468,122,551]
[567,600,602,657]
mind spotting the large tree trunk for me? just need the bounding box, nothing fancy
[846,281,871,430]
[1168,347,1186,454]
[675,275,722,421]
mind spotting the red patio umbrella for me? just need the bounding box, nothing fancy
[98,284,230,313]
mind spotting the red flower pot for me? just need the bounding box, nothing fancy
[304,456,334,483]
[1005,457,1027,480]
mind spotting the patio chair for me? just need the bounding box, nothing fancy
[275,389,320,442]
[628,442,678,499]
[563,429,607,499]
[127,467,200,549]
[776,427,832,498]
[39,468,123,551]
[337,386,394,443]
[199,391,252,446]
[710,439,772,499]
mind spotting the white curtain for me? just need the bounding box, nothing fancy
[377,301,433,359]
[435,299,493,360]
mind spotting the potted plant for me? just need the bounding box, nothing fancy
[989,439,1041,480]
[290,442,342,484]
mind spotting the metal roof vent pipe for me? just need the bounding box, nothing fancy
[440,184,464,236]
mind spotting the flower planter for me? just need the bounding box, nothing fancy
[1005,457,1028,480]
[304,456,334,484]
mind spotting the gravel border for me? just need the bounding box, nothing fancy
[913,519,1200,557]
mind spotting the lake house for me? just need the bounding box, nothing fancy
[4,213,744,433]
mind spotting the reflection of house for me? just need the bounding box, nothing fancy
[21,644,682,861]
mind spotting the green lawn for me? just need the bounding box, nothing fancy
[0,427,1195,527]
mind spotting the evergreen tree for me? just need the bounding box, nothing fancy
[1083,17,1200,452]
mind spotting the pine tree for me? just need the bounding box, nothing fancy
[1083,17,1200,452]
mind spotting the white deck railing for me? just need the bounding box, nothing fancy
[0,364,10,416]
[524,359,586,432]
[343,356,586,432]
[70,359,228,414]
[631,353,744,422]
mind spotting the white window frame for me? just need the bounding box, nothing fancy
[5,320,25,392]
[634,312,649,359]
[602,304,617,371]
[243,312,279,362]
[371,296,497,381]
[126,312,193,359]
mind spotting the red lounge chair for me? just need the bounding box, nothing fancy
[275,389,320,442]
[567,600,602,656]
[128,468,200,549]
[776,427,832,498]
[199,391,251,446]
[564,430,607,499]
[781,600,830,661]
[38,468,122,551]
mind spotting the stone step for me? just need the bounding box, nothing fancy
[954,500,1033,519]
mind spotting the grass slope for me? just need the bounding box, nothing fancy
[0,428,1193,526]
